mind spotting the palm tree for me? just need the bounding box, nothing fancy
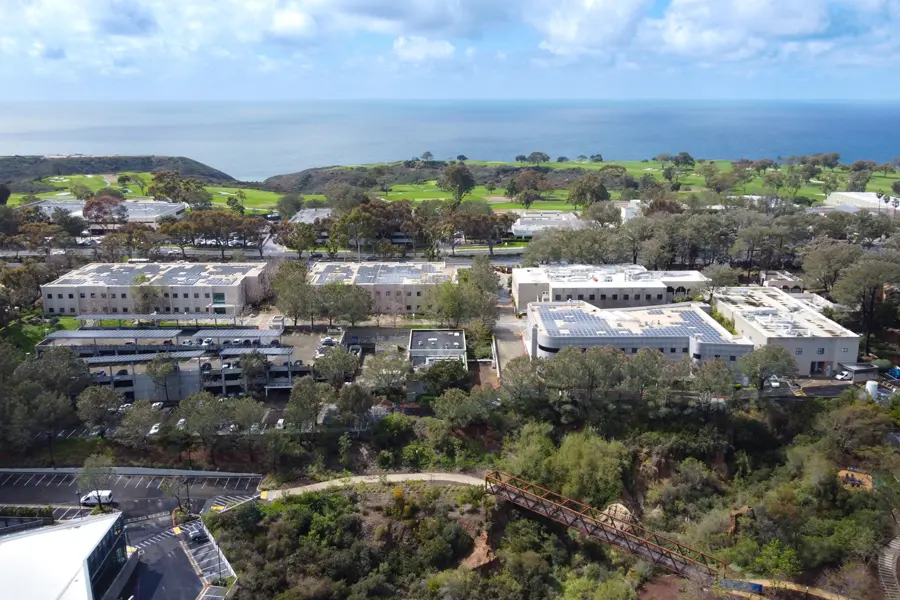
[877,191,885,213]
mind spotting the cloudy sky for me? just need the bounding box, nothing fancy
[2,0,899,101]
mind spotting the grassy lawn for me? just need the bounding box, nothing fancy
[1,314,79,352]
[207,186,282,210]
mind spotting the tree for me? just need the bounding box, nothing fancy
[466,255,500,295]
[13,347,90,398]
[147,353,176,402]
[516,189,541,209]
[231,396,265,461]
[365,353,410,400]
[696,162,720,188]
[82,195,123,232]
[240,350,266,395]
[175,392,225,465]
[314,348,359,388]
[833,259,898,355]
[50,207,87,237]
[76,386,122,430]
[672,152,696,169]
[515,154,527,163]
[161,476,192,513]
[337,383,374,433]
[159,221,196,259]
[893,181,900,197]
[568,173,610,208]
[287,377,335,432]
[226,196,245,215]
[699,264,739,302]
[456,155,468,161]
[117,400,158,449]
[0,183,10,206]
[817,402,892,455]
[802,240,863,293]
[33,390,75,466]
[581,202,621,227]
[276,194,304,218]
[79,454,116,512]
[272,261,318,327]
[847,170,872,192]
[556,156,569,163]
[752,540,801,580]
[426,281,471,327]
[433,387,491,428]
[336,284,373,326]
[548,430,629,509]
[820,172,841,198]
[69,182,94,201]
[420,359,468,395]
[526,152,550,164]
[737,346,798,391]
[275,222,317,258]
[589,153,604,163]
[421,151,434,161]
[439,163,476,210]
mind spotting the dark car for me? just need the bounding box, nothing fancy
[293,360,303,366]
[310,252,323,259]
[242,339,252,346]
[115,369,129,377]
[189,530,209,544]
[251,339,261,347]
[269,339,281,347]
[200,363,212,372]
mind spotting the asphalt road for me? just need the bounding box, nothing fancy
[0,472,261,508]
[129,542,202,600]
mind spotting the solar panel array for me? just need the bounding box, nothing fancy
[45,329,183,340]
[77,313,238,321]
[82,350,204,365]
[311,263,451,285]
[192,328,283,338]
[52,263,259,287]
[536,305,727,342]
[220,347,293,356]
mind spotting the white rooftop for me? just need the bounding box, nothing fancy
[46,262,266,287]
[0,512,121,600]
[825,191,893,207]
[714,287,857,339]
[514,264,707,288]
[308,262,456,286]
[511,211,584,236]
[290,208,333,224]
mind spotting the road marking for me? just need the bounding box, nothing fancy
[115,476,123,485]
[68,477,76,486]
[66,430,76,439]
[146,478,154,489]
[23,474,36,486]
[45,475,57,486]
[214,478,220,486]
[135,477,144,487]
[0,474,13,485]
[156,479,163,489]
[58,475,69,486]
[11,475,23,486]
[34,475,46,486]
[244,479,251,490]
[201,480,208,489]
[58,508,74,519]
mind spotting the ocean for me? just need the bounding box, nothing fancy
[1,101,899,181]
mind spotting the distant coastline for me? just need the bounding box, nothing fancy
[2,100,900,180]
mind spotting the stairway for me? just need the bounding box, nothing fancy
[879,537,900,600]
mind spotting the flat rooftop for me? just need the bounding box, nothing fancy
[0,511,121,600]
[290,208,333,224]
[826,191,884,206]
[515,265,707,288]
[410,329,466,351]
[714,287,858,339]
[308,262,456,286]
[511,211,584,234]
[45,262,266,287]
[30,199,186,221]
[528,301,742,342]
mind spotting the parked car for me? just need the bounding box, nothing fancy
[232,338,242,346]
[151,402,164,410]
[148,423,161,435]
[767,375,781,388]
[176,418,186,430]
[117,403,132,413]
[222,362,234,370]
[189,530,209,544]
[201,338,213,346]
[251,339,261,347]
[269,339,281,347]
[115,369,129,377]
[835,370,852,381]
[162,340,173,346]
[310,252,323,259]
[222,340,232,346]
[94,370,107,378]
[276,418,285,429]
[123,341,136,346]
[320,337,336,347]
[181,340,194,346]
[282,360,291,367]
[349,345,362,358]
[80,490,113,506]
[200,362,212,372]
[293,360,303,366]
[242,339,252,346]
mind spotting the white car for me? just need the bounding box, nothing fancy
[201,338,213,347]
[148,423,161,435]
[151,402,164,410]
[176,418,186,430]
[835,370,852,381]
[80,490,113,506]
[767,375,781,388]
[117,403,132,413]
[275,418,285,430]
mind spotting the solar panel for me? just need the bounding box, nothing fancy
[77,313,238,321]
[192,328,283,338]
[82,350,204,365]
[536,305,727,342]
[45,329,183,340]
[220,347,293,356]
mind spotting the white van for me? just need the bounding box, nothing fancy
[275,418,285,430]
[80,490,113,506]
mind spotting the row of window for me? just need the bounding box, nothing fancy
[375,291,423,297]
[796,347,849,355]
[48,306,214,314]
[539,344,740,362]
[556,293,666,302]
[47,291,215,300]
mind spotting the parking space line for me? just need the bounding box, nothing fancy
[68,477,76,486]
[146,478,154,489]
[45,475,57,486]
[34,475,46,486]
[58,475,69,486]
[0,474,12,485]
[244,479,251,490]
[23,474,36,486]
[201,480,208,488]
[66,430,76,439]
[115,475,122,485]
[135,477,144,487]
[213,478,220,486]
[156,479,163,489]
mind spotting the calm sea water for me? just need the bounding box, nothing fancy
[0,101,898,181]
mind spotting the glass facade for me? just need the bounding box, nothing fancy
[88,515,128,599]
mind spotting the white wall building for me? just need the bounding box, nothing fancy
[510,211,585,238]
[408,329,467,366]
[713,287,860,377]
[524,301,754,361]
[825,191,896,211]
[41,262,272,317]
[761,271,805,293]
[29,199,188,232]
[512,265,707,311]
[619,199,643,222]
[307,262,457,314]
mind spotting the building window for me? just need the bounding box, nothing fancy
[375,291,381,297]
[416,291,421,297]
[165,307,171,312]
[204,293,210,298]
[395,291,401,297]
[194,293,199,299]
[682,348,688,353]
[174,307,179,312]
[657,294,663,300]
[600,294,607,300]
[714,355,720,359]
[195,307,200,313]
[589,294,595,301]
[623,294,629,300]
[406,292,411,297]
[45,295,51,300]
[91,293,96,298]
[555,294,561,301]
[172,293,178,298]
[795,348,802,355]
[111,293,117,299]
[841,347,848,352]
[213,293,225,304]
[68,293,74,299]
[659,348,664,353]
[112,307,117,313]
[646,294,651,300]
[80,293,85,298]
[70,308,75,313]
[101,293,106,299]
[670,348,676,353]
[566,295,572,300]
[406,305,411,310]
[817,348,825,355]
[154,307,160,312]
[49,308,54,313]
[729,356,736,361]
[612,294,618,300]
[121,293,127,299]
[163,293,169,298]
[631,348,637,354]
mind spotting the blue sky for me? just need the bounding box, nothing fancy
[2,0,899,101]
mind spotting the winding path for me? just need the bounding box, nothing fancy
[880,536,900,600]
[260,472,484,501]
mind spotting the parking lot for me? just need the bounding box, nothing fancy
[0,472,261,506]
[181,520,236,583]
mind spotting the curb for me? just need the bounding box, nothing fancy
[124,511,169,524]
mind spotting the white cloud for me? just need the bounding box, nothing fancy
[392,36,455,63]
[268,7,317,40]
[529,0,651,56]
[465,47,476,58]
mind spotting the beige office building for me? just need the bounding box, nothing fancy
[713,287,859,377]
[307,262,457,314]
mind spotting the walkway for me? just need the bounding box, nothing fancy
[744,579,853,600]
[261,472,483,500]
[880,536,900,600]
